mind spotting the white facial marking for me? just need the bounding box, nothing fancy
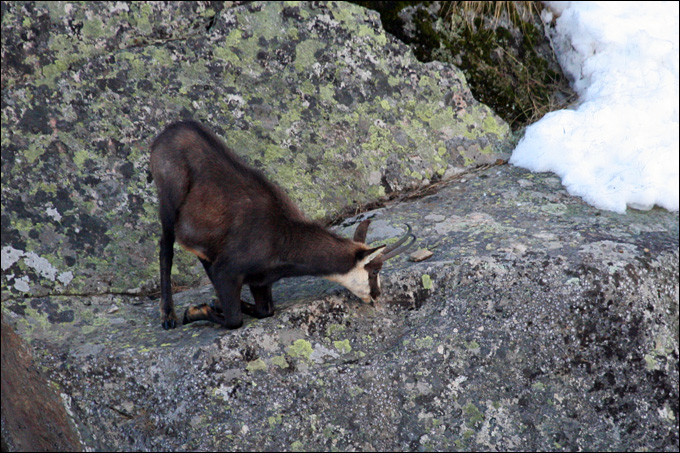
[325,267,371,302]
[324,246,384,303]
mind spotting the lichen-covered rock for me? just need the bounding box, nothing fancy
[2,165,677,451]
[1,1,511,299]
[0,1,230,89]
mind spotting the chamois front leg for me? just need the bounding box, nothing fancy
[198,257,226,314]
[199,258,273,320]
[159,227,178,330]
[204,285,274,319]
[242,284,275,319]
[183,261,244,329]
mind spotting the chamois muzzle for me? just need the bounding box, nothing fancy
[380,224,416,261]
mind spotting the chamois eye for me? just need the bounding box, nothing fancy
[372,269,379,275]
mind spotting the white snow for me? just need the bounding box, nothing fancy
[510,1,679,213]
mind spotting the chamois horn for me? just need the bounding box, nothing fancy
[381,224,416,261]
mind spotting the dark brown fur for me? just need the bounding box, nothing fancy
[150,121,386,329]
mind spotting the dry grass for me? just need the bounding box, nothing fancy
[439,1,575,130]
[453,1,541,30]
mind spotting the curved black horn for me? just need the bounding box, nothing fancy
[381,234,416,260]
[382,224,411,254]
[381,224,416,260]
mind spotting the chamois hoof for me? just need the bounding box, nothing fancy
[161,308,179,330]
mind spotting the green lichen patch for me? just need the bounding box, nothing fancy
[326,323,346,338]
[286,339,313,361]
[463,402,485,428]
[415,335,434,349]
[246,358,268,372]
[333,339,352,354]
[271,355,290,369]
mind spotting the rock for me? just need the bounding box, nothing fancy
[409,248,434,262]
[1,315,82,452]
[354,1,575,130]
[3,1,676,451]
[1,1,511,299]
[2,165,677,451]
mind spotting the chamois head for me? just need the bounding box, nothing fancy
[326,220,415,303]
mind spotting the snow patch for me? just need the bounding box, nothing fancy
[511,2,679,213]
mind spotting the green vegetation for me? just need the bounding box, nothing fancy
[351,1,575,130]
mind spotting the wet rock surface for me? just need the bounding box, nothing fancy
[2,165,677,451]
[1,1,510,299]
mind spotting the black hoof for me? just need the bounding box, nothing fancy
[162,319,177,330]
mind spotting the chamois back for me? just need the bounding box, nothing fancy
[150,120,306,264]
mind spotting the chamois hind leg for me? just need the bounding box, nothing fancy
[243,284,275,319]
[158,210,178,330]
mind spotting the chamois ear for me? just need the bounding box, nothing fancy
[356,245,385,264]
[353,219,371,243]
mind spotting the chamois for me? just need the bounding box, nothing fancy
[150,120,415,330]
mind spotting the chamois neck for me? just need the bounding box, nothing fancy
[283,221,359,277]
